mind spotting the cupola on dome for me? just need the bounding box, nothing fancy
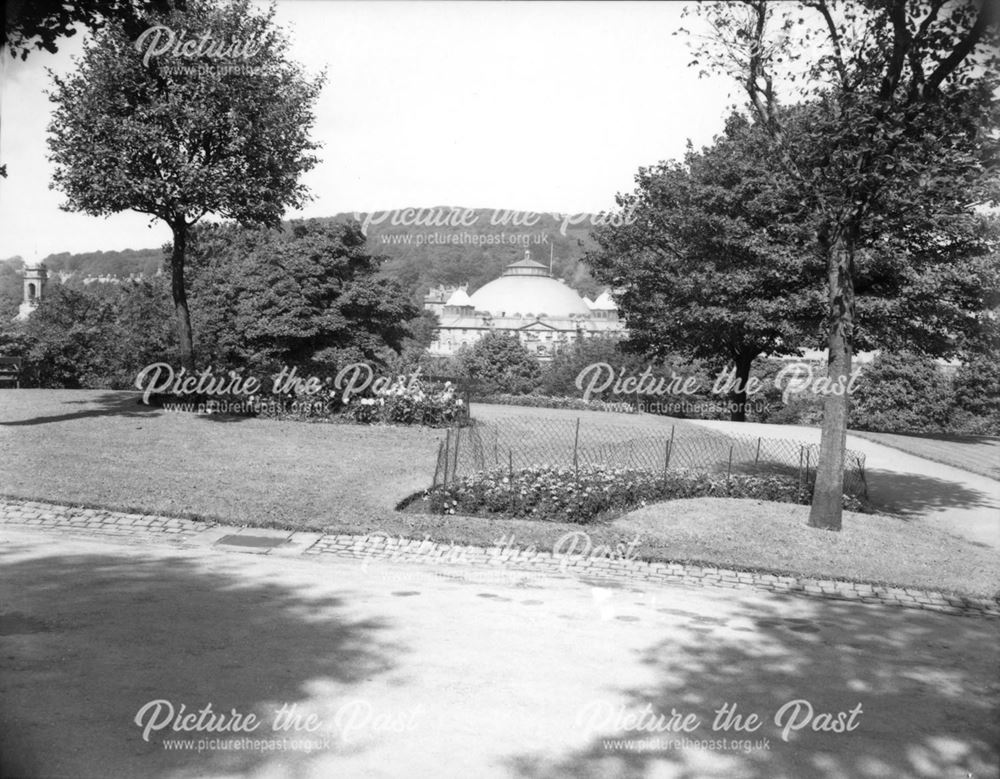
[467,250,592,318]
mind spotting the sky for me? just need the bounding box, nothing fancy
[0,1,736,260]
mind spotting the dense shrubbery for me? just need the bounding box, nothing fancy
[456,332,542,395]
[849,351,954,433]
[949,353,1000,435]
[4,278,176,389]
[747,353,1000,435]
[422,465,868,523]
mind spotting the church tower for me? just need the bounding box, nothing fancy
[17,259,48,320]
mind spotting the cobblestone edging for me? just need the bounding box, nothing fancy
[0,499,210,537]
[2,497,998,619]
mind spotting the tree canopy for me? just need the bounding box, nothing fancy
[46,0,324,369]
[185,219,421,375]
[588,113,825,419]
[682,0,998,529]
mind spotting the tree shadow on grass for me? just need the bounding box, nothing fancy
[0,392,159,427]
[509,596,1000,779]
[0,548,400,778]
[0,391,254,427]
[863,468,998,514]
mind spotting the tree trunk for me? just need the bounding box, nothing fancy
[730,353,755,422]
[169,221,195,371]
[808,230,855,531]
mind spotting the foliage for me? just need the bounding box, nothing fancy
[538,338,644,399]
[0,258,24,319]
[18,278,175,388]
[588,114,824,420]
[850,352,953,434]
[424,465,867,524]
[944,352,1000,436]
[186,219,419,375]
[343,379,467,427]
[46,0,324,367]
[0,319,34,364]
[682,0,999,529]
[3,0,177,60]
[253,377,467,428]
[456,331,542,395]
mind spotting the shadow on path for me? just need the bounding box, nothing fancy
[864,468,997,514]
[510,596,999,779]
[0,548,400,778]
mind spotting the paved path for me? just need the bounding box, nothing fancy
[1,522,998,779]
[687,420,1000,549]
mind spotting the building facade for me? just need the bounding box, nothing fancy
[424,251,625,360]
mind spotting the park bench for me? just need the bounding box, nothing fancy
[0,357,22,389]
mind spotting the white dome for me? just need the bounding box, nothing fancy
[469,275,592,317]
[591,290,618,310]
[445,288,473,306]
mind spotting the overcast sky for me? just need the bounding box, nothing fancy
[0,1,735,260]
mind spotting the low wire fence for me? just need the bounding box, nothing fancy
[432,415,867,496]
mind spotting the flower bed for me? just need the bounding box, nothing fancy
[420,465,869,523]
[254,377,468,427]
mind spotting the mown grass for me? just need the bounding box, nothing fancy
[849,429,1000,481]
[2,390,995,596]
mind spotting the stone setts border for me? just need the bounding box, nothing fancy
[2,497,997,619]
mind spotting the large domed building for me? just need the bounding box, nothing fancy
[424,251,625,359]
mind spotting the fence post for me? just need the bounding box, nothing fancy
[493,424,499,467]
[663,441,670,480]
[573,417,581,476]
[666,425,675,469]
[453,424,461,480]
[754,437,761,465]
[442,427,452,486]
[432,439,444,487]
[727,444,734,479]
[508,448,515,514]
[798,445,805,492]
[805,447,811,485]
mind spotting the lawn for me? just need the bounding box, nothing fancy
[849,429,1000,481]
[1,390,995,597]
[0,390,441,528]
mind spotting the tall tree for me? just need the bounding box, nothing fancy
[589,114,825,421]
[685,0,998,529]
[185,219,420,375]
[46,0,324,369]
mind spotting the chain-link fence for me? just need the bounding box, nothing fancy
[432,415,868,496]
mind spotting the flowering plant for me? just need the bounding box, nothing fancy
[425,466,868,523]
[343,378,467,427]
